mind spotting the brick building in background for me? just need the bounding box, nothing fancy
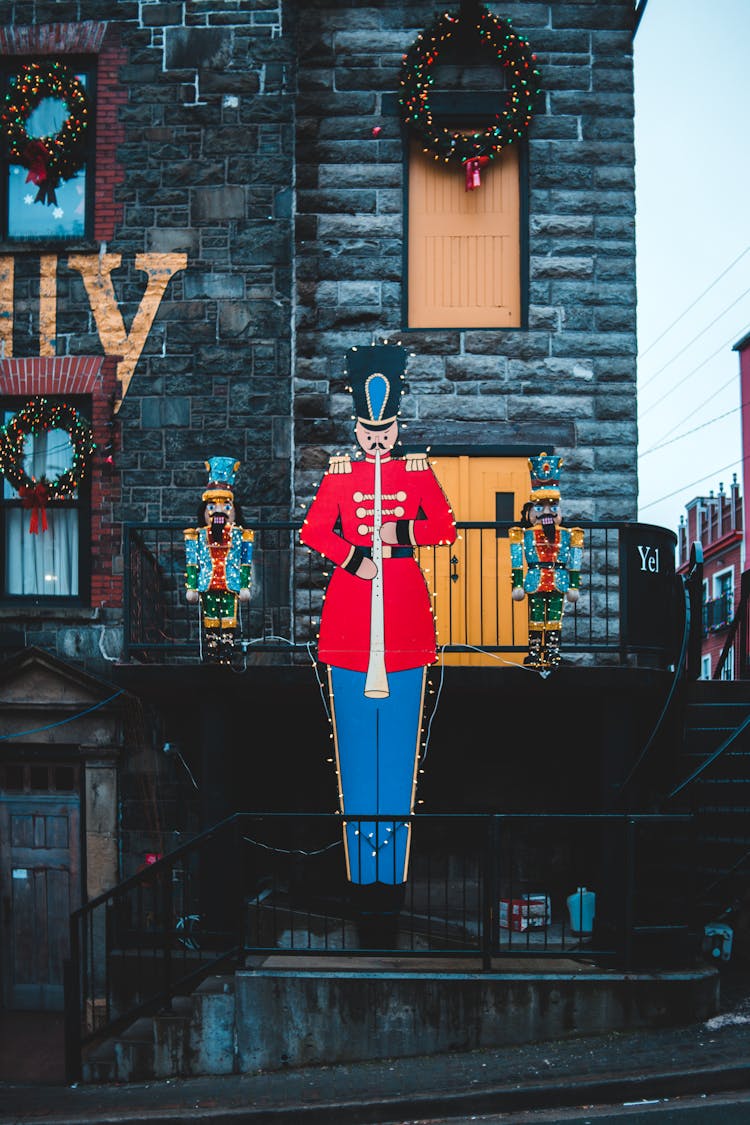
[676,329,750,681]
[678,475,743,679]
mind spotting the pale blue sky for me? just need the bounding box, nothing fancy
[634,0,750,534]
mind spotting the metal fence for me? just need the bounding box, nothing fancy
[123,521,681,667]
[65,809,695,1082]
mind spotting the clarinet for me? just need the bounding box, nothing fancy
[364,450,390,698]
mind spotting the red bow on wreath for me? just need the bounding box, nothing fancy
[18,480,49,534]
[464,156,490,191]
[21,140,57,206]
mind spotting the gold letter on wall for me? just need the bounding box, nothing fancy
[0,256,13,358]
[39,255,57,357]
[67,252,187,408]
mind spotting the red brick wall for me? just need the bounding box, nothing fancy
[0,355,122,607]
[94,27,127,242]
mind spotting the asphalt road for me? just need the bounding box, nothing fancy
[396,1090,750,1122]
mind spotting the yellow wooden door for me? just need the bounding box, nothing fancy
[422,455,529,667]
[408,140,521,328]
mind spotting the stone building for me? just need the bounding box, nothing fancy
[0,0,654,1015]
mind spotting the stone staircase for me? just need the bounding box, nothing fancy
[83,975,237,1083]
[672,679,750,924]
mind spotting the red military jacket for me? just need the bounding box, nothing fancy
[300,451,456,672]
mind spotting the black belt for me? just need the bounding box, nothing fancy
[360,546,414,559]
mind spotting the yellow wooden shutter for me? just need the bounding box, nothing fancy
[407,141,521,328]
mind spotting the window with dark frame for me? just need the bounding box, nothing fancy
[0,395,90,601]
[0,55,95,243]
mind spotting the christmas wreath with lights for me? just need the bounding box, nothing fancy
[0,399,96,533]
[399,5,541,187]
[0,61,90,206]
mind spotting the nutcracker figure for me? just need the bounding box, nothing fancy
[184,457,254,665]
[509,454,584,670]
[300,345,456,898]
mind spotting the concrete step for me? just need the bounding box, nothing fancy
[80,977,240,1084]
[153,995,193,1079]
[113,1016,156,1083]
[189,975,237,1076]
[81,1036,117,1084]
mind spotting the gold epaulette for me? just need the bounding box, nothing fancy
[328,454,352,475]
[508,526,523,543]
[405,452,429,472]
[242,528,255,542]
[570,527,585,548]
[183,528,198,541]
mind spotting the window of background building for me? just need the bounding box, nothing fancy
[721,648,735,681]
[0,59,93,243]
[713,568,734,624]
[1,397,89,599]
[700,654,712,680]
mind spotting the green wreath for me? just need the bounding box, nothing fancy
[0,398,96,501]
[399,5,541,166]
[1,61,90,206]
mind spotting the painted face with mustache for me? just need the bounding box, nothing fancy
[205,499,235,543]
[354,419,399,457]
[529,500,561,543]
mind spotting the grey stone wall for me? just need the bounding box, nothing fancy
[6,0,295,531]
[293,0,638,523]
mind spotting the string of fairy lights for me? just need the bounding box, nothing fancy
[398,5,541,168]
[0,61,89,206]
[0,397,95,499]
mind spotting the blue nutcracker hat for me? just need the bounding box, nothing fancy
[202,456,240,502]
[345,344,407,428]
[528,452,563,501]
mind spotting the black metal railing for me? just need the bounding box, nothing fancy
[123,521,681,667]
[65,809,694,1083]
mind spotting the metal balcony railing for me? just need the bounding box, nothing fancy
[123,521,681,668]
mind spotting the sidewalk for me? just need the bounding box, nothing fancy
[1,966,749,1124]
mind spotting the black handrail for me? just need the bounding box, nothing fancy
[64,809,693,1083]
[667,711,750,800]
[619,572,692,793]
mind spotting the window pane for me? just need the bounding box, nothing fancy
[30,766,49,790]
[5,507,79,595]
[2,764,24,790]
[6,76,87,240]
[1,402,84,599]
[54,766,75,791]
[716,572,733,597]
[2,424,77,500]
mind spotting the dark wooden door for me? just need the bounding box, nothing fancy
[0,795,80,1011]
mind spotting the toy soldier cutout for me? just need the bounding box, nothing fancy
[300,345,456,901]
[184,457,254,665]
[509,453,584,670]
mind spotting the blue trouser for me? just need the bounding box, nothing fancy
[329,665,425,884]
